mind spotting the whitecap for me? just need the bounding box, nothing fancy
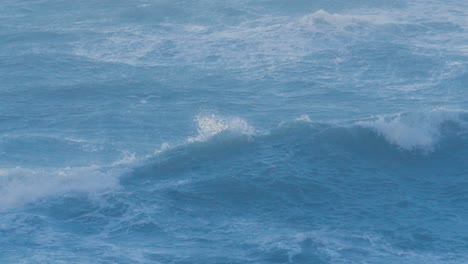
[187,114,256,143]
[0,153,138,210]
[357,110,467,151]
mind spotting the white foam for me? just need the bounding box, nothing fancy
[32,0,468,73]
[187,114,255,142]
[182,24,208,33]
[154,142,171,154]
[299,9,393,30]
[0,154,137,210]
[252,229,465,263]
[295,114,312,123]
[70,9,396,74]
[358,110,466,151]
[73,32,161,66]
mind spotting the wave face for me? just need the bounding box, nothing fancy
[1,0,468,263]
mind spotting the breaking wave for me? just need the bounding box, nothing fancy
[2,110,466,210]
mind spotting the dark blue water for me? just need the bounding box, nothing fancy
[1,0,468,263]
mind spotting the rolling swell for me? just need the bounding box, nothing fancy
[131,112,468,261]
[1,111,468,263]
[118,111,468,263]
[2,0,468,262]
[134,110,468,180]
[3,110,467,209]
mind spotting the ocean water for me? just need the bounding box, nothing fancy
[1,0,468,263]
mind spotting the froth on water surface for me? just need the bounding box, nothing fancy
[1,0,468,263]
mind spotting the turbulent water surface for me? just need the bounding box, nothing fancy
[1,0,468,263]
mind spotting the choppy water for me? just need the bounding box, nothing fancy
[1,0,468,263]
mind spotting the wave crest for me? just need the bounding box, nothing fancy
[0,153,136,210]
[356,110,467,151]
[2,110,467,210]
[187,114,255,142]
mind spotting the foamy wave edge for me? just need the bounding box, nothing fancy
[274,110,468,152]
[355,109,468,151]
[2,110,467,210]
[0,152,137,210]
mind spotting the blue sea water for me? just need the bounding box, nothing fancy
[1,0,468,263]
